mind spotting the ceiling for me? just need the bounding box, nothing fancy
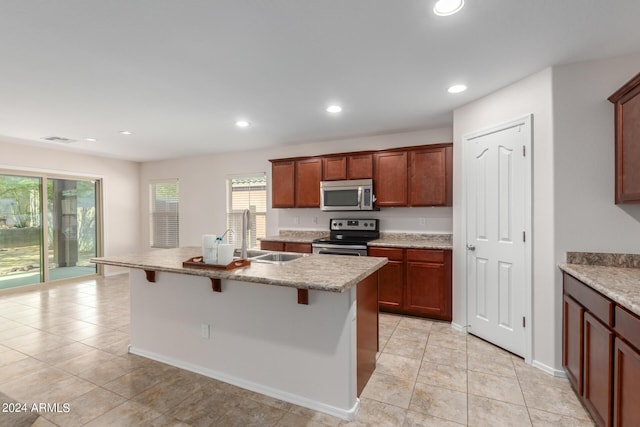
[2,1,640,162]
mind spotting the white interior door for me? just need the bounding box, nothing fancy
[464,115,531,357]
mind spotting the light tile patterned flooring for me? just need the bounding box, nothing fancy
[0,274,594,426]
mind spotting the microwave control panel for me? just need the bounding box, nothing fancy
[330,219,379,231]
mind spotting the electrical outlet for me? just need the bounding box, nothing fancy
[294,216,300,225]
[419,217,426,226]
[201,324,210,339]
[312,216,318,225]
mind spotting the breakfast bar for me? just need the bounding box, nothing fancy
[92,247,387,420]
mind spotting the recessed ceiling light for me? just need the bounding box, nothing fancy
[433,0,464,16]
[84,138,97,142]
[119,130,133,135]
[448,84,467,94]
[326,105,342,113]
[235,120,250,128]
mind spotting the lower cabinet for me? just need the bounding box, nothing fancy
[583,311,614,426]
[562,271,640,427]
[369,246,451,321]
[259,240,312,253]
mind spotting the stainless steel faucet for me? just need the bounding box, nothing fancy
[241,208,250,259]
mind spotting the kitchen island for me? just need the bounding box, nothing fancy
[91,247,387,420]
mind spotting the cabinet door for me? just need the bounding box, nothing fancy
[613,338,640,427]
[409,146,451,206]
[405,251,451,321]
[563,294,584,395]
[260,241,284,251]
[322,156,347,181]
[584,311,614,427]
[295,158,322,207]
[283,242,312,253]
[373,151,408,206]
[271,161,295,208]
[368,247,404,310]
[347,153,373,179]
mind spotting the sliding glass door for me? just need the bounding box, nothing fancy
[47,178,98,281]
[0,174,43,289]
[0,171,101,289]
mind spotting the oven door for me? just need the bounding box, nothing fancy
[312,243,367,256]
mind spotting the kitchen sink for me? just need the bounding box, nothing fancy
[250,252,306,263]
[232,249,307,264]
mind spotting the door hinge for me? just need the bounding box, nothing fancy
[522,145,526,156]
[522,317,526,327]
[523,231,526,242]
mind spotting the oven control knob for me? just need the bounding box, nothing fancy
[338,222,343,226]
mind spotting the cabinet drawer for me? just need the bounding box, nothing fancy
[284,242,312,253]
[563,273,614,327]
[407,249,444,263]
[368,247,404,261]
[615,305,640,351]
[260,241,285,251]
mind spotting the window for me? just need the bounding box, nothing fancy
[226,174,266,249]
[150,180,179,248]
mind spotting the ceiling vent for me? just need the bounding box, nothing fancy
[41,136,77,144]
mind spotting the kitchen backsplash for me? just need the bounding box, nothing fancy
[566,252,640,268]
[276,207,453,233]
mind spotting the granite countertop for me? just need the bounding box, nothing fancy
[369,233,452,250]
[92,247,387,293]
[560,258,640,317]
[261,230,453,249]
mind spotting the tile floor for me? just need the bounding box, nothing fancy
[0,274,594,426]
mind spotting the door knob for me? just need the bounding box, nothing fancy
[466,244,476,251]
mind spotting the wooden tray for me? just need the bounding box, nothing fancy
[183,256,251,270]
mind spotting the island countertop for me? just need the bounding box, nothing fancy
[92,247,387,293]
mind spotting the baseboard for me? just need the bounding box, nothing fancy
[128,346,360,421]
[450,322,468,333]
[531,359,567,378]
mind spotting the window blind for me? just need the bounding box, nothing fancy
[150,180,179,248]
[226,174,266,249]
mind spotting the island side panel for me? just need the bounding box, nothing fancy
[357,271,379,396]
[128,269,358,418]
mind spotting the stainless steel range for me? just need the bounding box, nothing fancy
[312,218,379,256]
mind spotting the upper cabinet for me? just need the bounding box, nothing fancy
[295,158,322,207]
[322,153,373,181]
[270,142,452,209]
[373,151,408,207]
[609,72,640,204]
[347,153,373,179]
[271,160,295,208]
[409,145,453,206]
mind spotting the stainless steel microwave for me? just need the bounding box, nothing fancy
[320,179,375,211]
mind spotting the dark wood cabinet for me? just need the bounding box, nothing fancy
[295,158,322,208]
[284,242,312,253]
[368,247,404,310]
[260,241,285,251]
[347,153,373,179]
[322,156,347,181]
[409,146,453,206]
[405,249,451,320]
[370,246,451,320]
[563,294,584,394]
[260,241,311,253]
[583,311,614,427]
[613,338,640,427]
[562,271,640,427]
[271,161,295,208]
[373,151,408,207]
[609,72,640,204]
[271,143,451,208]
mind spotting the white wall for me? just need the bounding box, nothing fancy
[139,127,454,249]
[552,53,640,368]
[0,139,141,276]
[453,68,556,370]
